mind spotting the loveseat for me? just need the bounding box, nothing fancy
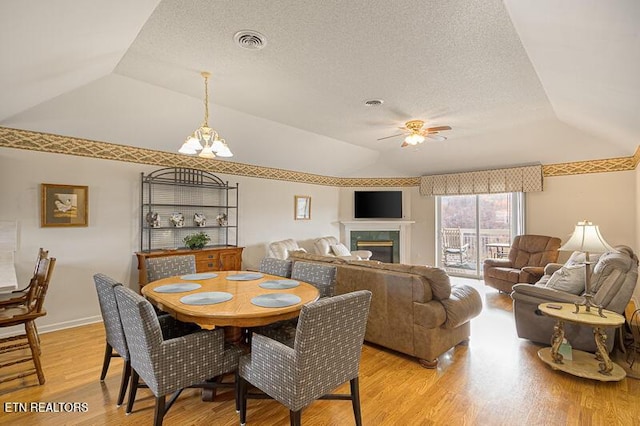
[287,251,483,367]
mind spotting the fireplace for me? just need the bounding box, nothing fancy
[341,220,414,264]
[357,240,393,263]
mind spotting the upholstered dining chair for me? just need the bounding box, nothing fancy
[0,248,48,306]
[238,290,372,426]
[114,285,242,426]
[0,257,56,386]
[258,257,293,278]
[145,254,196,282]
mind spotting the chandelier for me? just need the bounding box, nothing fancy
[179,71,233,158]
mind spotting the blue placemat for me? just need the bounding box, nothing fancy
[251,293,301,308]
[226,272,264,281]
[180,292,233,305]
[180,272,218,280]
[259,279,300,290]
[154,283,201,293]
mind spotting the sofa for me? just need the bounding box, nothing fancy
[511,245,639,353]
[287,251,483,368]
[483,234,562,293]
[268,237,372,260]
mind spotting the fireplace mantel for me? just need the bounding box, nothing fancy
[340,220,414,264]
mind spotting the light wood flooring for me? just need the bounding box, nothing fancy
[1,279,640,425]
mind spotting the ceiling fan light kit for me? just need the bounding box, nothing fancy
[378,119,452,148]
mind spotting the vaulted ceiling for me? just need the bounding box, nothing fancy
[1,1,638,177]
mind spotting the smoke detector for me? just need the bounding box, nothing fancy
[234,30,267,50]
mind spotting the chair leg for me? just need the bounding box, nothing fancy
[100,342,113,381]
[350,377,362,426]
[153,395,166,426]
[239,376,248,426]
[126,370,140,414]
[289,409,302,426]
[117,360,131,407]
[25,321,45,385]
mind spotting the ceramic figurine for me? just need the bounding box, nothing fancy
[145,212,161,228]
[194,212,206,227]
[216,213,228,226]
[169,212,185,227]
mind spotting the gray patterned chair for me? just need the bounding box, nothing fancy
[258,257,293,277]
[238,290,372,426]
[94,273,199,407]
[145,254,196,282]
[253,261,337,345]
[114,285,243,426]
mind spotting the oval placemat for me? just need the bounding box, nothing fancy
[154,283,201,293]
[180,272,219,280]
[180,292,233,305]
[259,279,300,290]
[226,272,264,281]
[251,293,302,308]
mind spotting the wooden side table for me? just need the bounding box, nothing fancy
[537,303,626,381]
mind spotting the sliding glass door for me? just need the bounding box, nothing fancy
[437,193,524,278]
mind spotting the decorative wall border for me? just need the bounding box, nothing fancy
[0,126,637,187]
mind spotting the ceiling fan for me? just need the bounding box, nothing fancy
[378,120,452,147]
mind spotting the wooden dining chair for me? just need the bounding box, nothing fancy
[0,257,56,385]
[238,290,372,426]
[0,248,48,307]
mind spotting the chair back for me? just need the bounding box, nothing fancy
[294,291,372,402]
[592,245,639,313]
[313,236,339,256]
[442,228,464,249]
[93,274,128,360]
[114,285,164,393]
[146,255,196,282]
[33,248,49,275]
[258,257,293,278]
[26,257,56,314]
[291,261,336,298]
[509,235,561,269]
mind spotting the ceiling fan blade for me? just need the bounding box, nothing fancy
[400,141,409,148]
[426,125,452,132]
[377,133,404,141]
[426,134,447,142]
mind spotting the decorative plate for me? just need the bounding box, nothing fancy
[226,272,264,281]
[153,283,201,293]
[180,272,218,280]
[259,279,300,290]
[251,293,302,308]
[179,292,233,305]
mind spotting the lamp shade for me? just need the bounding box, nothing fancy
[559,220,615,254]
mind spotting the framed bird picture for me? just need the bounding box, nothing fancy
[41,183,88,227]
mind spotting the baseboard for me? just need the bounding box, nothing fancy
[0,315,102,338]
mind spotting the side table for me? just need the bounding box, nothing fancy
[537,303,626,381]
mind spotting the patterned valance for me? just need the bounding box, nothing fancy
[419,165,543,196]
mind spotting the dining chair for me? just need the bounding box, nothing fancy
[0,248,48,306]
[0,257,56,385]
[145,254,196,282]
[114,285,242,426]
[238,290,372,426]
[258,257,293,277]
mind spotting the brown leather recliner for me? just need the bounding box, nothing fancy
[483,235,561,293]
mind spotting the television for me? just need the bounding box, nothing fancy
[354,191,402,219]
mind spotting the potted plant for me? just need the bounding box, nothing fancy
[183,231,211,249]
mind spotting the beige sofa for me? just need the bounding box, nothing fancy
[288,251,483,367]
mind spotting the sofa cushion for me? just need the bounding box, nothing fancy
[542,264,585,295]
[268,239,301,260]
[486,266,521,283]
[288,250,347,264]
[331,243,352,257]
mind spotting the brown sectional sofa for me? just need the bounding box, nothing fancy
[288,251,483,367]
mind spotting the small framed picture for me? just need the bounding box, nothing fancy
[41,183,88,227]
[294,195,311,220]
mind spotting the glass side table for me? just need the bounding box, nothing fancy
[537,303,626,381]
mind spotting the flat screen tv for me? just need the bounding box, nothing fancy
[354,191,402,219]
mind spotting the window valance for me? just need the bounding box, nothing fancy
[419,165,543,196]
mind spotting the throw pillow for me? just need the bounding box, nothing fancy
[543,264,585,295]
[330,243,352,257]
[564,251,602,267]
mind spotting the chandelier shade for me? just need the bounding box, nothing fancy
[179,71,233,159]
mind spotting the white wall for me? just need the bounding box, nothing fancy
[0,147,338,334]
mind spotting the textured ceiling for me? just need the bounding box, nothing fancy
[1,0,638,177]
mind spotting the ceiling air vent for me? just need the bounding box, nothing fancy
[234,30,267,50]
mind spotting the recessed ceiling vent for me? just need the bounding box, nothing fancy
[234,30,267,50]
[364,99,384,107]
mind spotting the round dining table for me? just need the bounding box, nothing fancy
[141,270,320,330]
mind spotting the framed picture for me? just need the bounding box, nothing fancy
[41,183,88,227]
[294,195,311,220]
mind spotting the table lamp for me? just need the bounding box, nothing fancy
[559,220,616,317]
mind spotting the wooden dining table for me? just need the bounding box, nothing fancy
[141,270,320,331]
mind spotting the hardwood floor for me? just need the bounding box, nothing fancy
[1,279,639,425]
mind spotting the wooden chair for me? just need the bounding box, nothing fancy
[441,228,470,266]
[0,248,48,307]
[0,257,56,385]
